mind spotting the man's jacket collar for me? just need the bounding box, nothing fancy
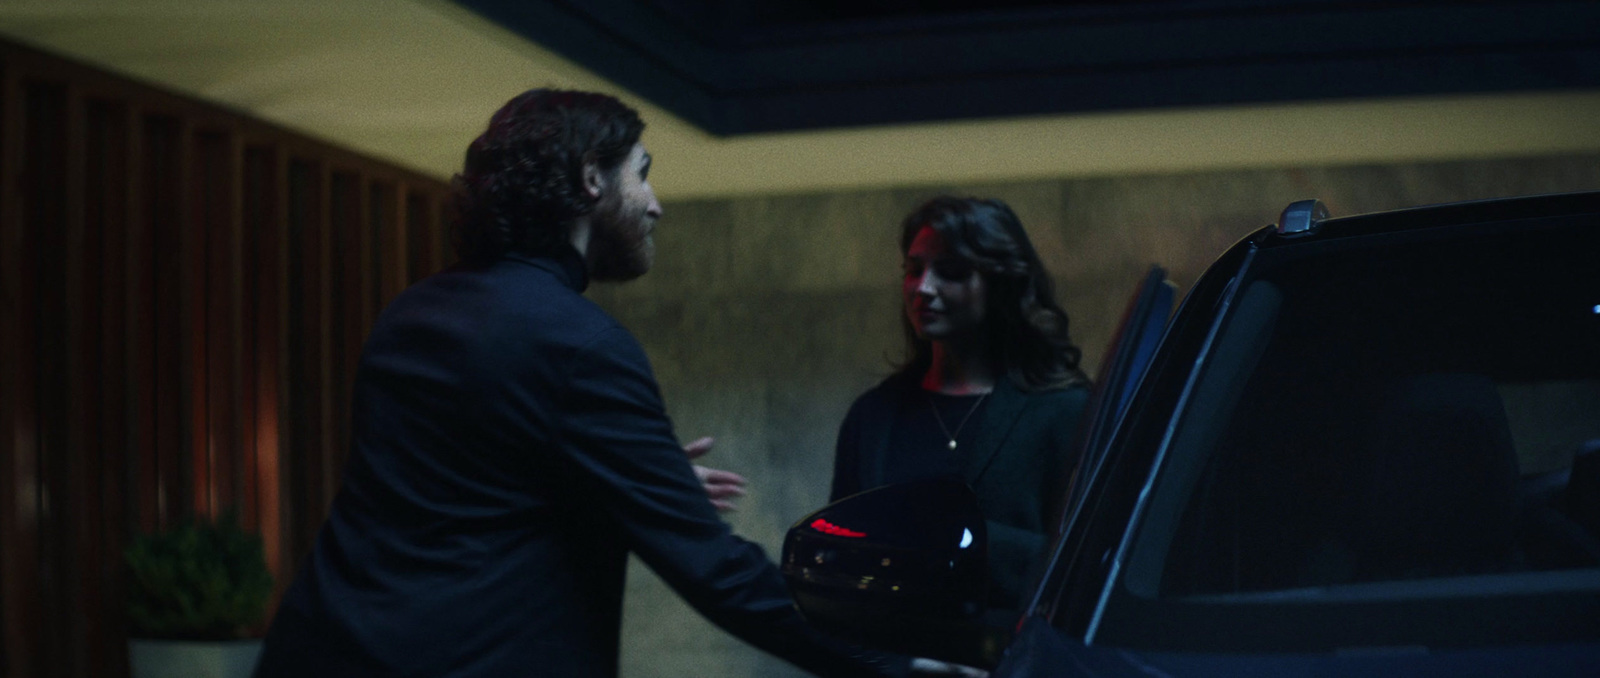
[505,246,590,293]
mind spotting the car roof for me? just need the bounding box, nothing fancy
[1263,190,1600,246]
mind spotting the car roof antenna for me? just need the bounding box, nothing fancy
[1277,199,1330,235]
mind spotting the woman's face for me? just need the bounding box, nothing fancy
[903,225,987,343]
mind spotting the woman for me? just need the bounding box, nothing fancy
[830,196,1091,614]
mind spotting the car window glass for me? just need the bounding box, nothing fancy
[1063,268,1174,524]
[1033,250,1244,632]
[1101,213,1600,651]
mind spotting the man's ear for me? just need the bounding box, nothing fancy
[582,155,605,200]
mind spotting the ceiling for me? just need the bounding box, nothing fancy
[0,0,1597,199]
[451,0,1600,134]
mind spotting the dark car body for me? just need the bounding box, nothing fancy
[784,192,1600,677]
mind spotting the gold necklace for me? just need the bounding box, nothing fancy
[927,390,989,451]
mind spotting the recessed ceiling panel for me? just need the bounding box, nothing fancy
[450,0,1600,135]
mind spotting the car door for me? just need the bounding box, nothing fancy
[1020,263,1181,626]
[995,235,1262,676]
[1001,195,1600,677]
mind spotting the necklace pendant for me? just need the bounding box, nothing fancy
[948,440,958,451]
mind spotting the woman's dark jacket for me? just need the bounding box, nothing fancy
[830,372,1089,610]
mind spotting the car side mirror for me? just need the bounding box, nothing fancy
[782,478,991,665]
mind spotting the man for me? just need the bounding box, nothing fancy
[254,89,905,677]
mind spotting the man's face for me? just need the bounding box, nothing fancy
[586,143,662,282]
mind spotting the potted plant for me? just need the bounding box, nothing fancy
[124,510,274,678]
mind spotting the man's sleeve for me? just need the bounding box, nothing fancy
[552,326,907,678]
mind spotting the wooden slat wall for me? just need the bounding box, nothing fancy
[0,39,454,678]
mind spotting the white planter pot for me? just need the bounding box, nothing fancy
[128,638,263,678]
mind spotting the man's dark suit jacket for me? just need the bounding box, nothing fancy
[830,373,1089,611]
[256,250,900,678]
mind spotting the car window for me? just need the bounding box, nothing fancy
[1098,212,1600,651]
[1062,267,1174,525]
[1032,247,1248,631]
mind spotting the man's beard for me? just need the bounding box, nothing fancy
[585,197,654,282]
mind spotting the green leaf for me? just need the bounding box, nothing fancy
[124,509,274,640]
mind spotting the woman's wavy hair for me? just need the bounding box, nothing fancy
[897,196,1089,392]
[451,89,644,264]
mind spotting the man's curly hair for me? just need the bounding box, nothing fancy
[452,89,645,264]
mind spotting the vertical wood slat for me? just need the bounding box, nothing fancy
[284,157,311,562]
[128,107,156,539]
[0,61,9,678]
[88,97,134,678]
[315,164,338,518]
[0,63,45,678]
[0,38,452,678]
[330,171,365,488]
[61,81,98,678]
[179,122,208,525]
[236,145,266,536]
[195,130,243,519]
[285,157,330,561]
[0,61,11,678]
[405,189,435,283]
[367,180,385,334]
[243,144,287,594]
[226,136,251,528]
[145,114,186,530]
[28,79,74,678]
[374,182,406,305]
[438,201,454,273]
[227,136,257,537]
[354,175,376,375]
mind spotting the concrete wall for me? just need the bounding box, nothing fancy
[590,153,1600,678]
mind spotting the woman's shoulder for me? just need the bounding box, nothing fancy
[843,372,919,418]
[854,372,917,404]
[1013,376,1090,397]
[1051,380,1092,401]
[1014,379,1091,411]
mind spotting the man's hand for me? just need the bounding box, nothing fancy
[910,658,988,677]
[684,436,747,512]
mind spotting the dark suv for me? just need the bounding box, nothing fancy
[784,192,1600,677]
